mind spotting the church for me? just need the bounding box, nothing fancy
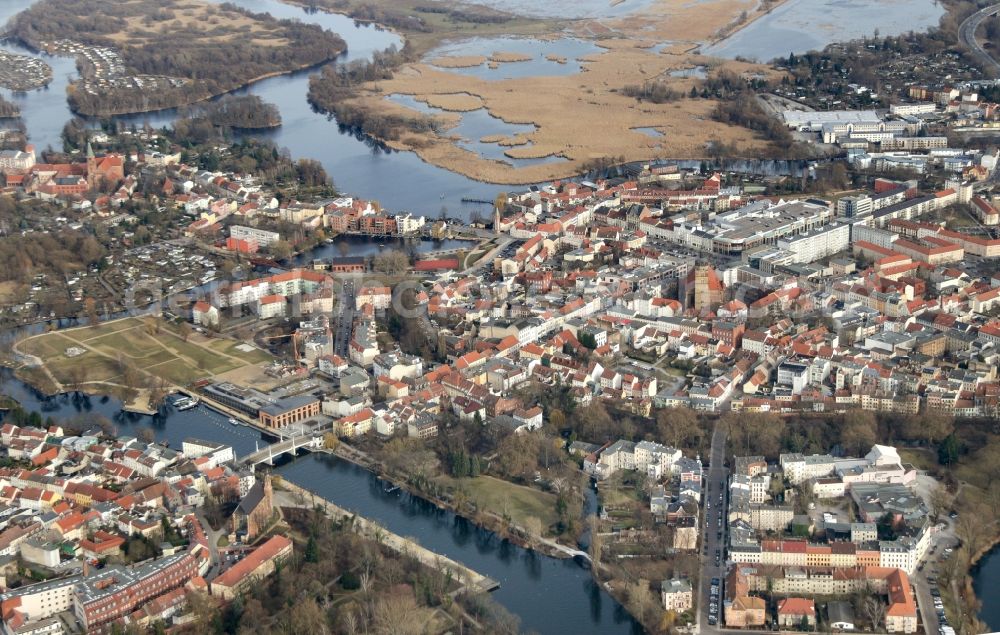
[230,472,275,542]
[1,142,123,197]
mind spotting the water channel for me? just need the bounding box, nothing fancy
[0,368,642,634]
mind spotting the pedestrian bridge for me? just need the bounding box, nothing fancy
[239,435,322,466]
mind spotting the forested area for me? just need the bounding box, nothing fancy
[0,96,20,118]
[301,0,515,37]
[308,46,444,141]
[199,95,281,130]
[0,226,105,284]
[10,0,345,115]
[183,506,522,635]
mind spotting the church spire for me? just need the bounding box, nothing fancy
[86,141,95,160]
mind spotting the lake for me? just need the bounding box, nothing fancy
[702,0,946,62]
[426,36,603,80]
[387,93,567,167]
[0,0,509,219]
[0,370,643,634]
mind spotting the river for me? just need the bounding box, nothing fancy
[0,0,508,219]
[0,370,642,634]
[973,544,1000,631]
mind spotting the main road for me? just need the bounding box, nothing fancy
[959,3,1000,78]
[697,417,730,635]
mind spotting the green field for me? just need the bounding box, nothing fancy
[19,317,273,388]
[206,339,272,364]
[48,355,122,384]
[439,475,559,531]
[20,333,78,359]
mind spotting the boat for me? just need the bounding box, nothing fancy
[174,396,199,411]
[228,417,238,425]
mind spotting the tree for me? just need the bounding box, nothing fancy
[138,427,156,445]
[493,192,508,214]
[588,514,603,570]
[549,408,566,432]
[656,406,700,448]
[372,249,409,276]
[283,596,328,634]
[841,410,877,455]
[626,579,657,625]
[324,432,339,450]
[84,297,99,326]
[305,534,319,563]
[928,481,951,521]
[267,240,293,261]
[576,401,614,442]
[373,590,434,635]
[862,596,886,631]
[938,433,960,466]
[523,516,544,547]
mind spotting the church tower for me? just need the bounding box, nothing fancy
[86,141,96,188]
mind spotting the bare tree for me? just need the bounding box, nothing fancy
[588,514,603,570]
[863,596,886,632]
[373,588,433,635]
[523,516,544,548]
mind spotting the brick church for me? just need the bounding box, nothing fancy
[230,473,274,541]
[1,142,123,197]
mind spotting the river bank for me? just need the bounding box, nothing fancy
[276,476,500,594]
[275,452,644,634]
[329,442,586,561]
[967,533,1000,631]
[0,367,643,633]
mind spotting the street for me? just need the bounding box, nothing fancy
[333,279,356,357]
[697,418,730,635]
[958,3,1000,78]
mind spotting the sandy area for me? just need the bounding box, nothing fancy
[337,0,788,183]
[545,54,568,64]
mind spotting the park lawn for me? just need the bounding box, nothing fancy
[15,367,58,394]
[443,475,559,531]
[207,339,273,364]
[599,485,640,508]
[898,448,937,472]
[73,317,144,341]
[21,333,78,359]
[172,342,239,375]
[146,358,205,386]
[47,354,121,384]
[87,329,175,363]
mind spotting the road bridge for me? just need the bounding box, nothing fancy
[959,4,1000,77]
[238,435,321,467]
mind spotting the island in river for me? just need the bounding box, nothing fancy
[7,0,346,116]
